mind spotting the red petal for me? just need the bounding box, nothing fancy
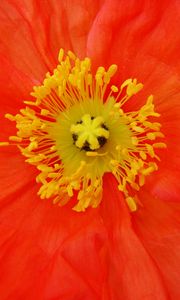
[0,181,105,299]
[0,172,170,300]
[0,0,103,80]
[0,2,180,299]
[100,174,168,300]
[133,188,180,300]
[0,54,36,141]
[0,0,48,80]
[0,148,36,199]
[87,0,180,74]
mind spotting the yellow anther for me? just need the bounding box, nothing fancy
[45,72,51,78]
[37,165,53,172]
[127,80,143,97]
[84,57,91,69]
[111,85,119,93]
[41,124,47,130]
[131,137,138,145]
[114,102,121,109]
[23,101,37,106]
[110,159,119,167]
[141,166,155,176]
[5,113,15,121]
[107,64,118,77]
[153,142,167,148]
[119,109,124,115]
[41,109,50,116]
[118,184,124,192]
[9,136,22,142]
[96,66,105,74]
[67,50,76,60]
[0,142,10,146]
[139,174,145,187]
[48,173,58,179]
[146,132,156,140]
[152,122,161,130]
[132,126,145,133]
[140,151,147,160]
[30,137,36,142]
[27,141,38,152]
[50,145,57,151]
[149,162,158,171]
[126,197,137,212]
[121,78,132,89]
[155,132,165,138]
[146,144,155,157]
[131,160,140,171]
[58,48,64,62]
[146,95,154,104]
[67,185,73,197]
[131,182,140,191]
[26,154,45,163]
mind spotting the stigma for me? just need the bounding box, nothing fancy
[0,49,166,212]
[71,114,109,151]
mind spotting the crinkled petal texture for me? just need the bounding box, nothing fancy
[0,0,180,300]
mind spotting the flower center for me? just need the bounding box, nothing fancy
[0,49,166,212]
[71,114,109,151]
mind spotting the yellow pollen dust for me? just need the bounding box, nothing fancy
[0,49,166,212]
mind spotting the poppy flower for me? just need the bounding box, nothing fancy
[0,1,180,300]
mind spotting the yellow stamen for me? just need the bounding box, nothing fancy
[0,142,10,146]
[126,197,137,212]
[9,136,22,142]
[1,49,166,212]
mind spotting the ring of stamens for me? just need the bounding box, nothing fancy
[70,114,109,151]
[0,48,166,212]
